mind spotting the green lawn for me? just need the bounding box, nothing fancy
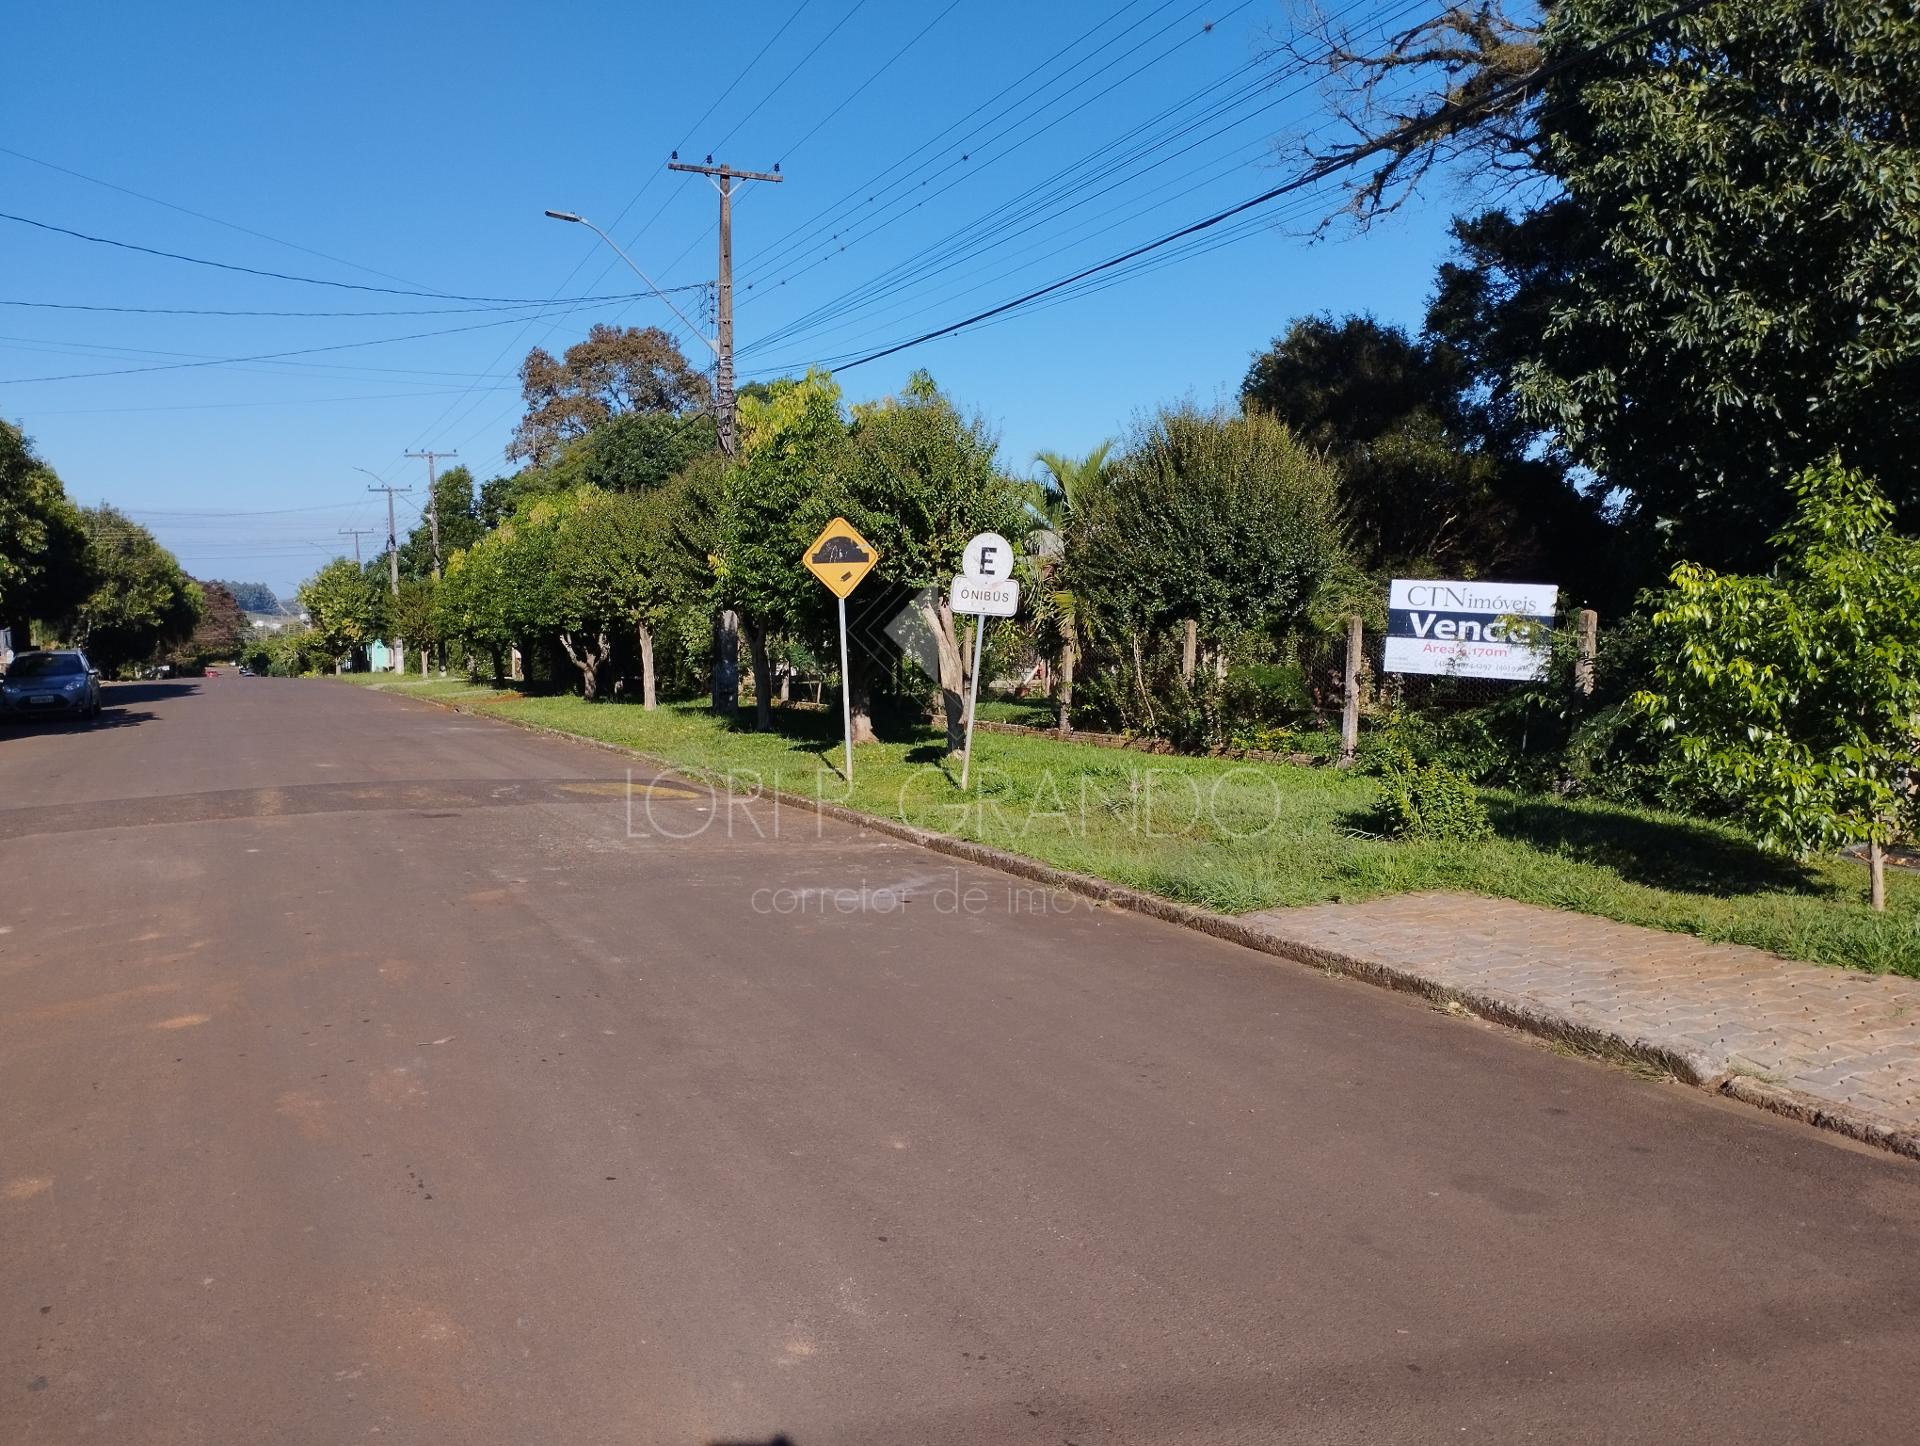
[333,675,1920,975]
[973,695,1061,728]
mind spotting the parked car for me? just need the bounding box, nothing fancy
[1,650,102,720]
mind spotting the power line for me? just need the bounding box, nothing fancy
[742,0,1246,305]
[779,0,964,162]
[743,0,1172,278]
[11,387,515,417]
[406,0,822,457]
[0,144,442,291]
[784,0,1715,376]
[744,1,1428,360]
[0,210,672,304]
[0,290,699,319]
[705,0,874,156]
[0,301,624,384]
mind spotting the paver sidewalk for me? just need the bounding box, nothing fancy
[1243,893,1920,1158]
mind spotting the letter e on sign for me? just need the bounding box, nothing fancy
[961,531,1014,581]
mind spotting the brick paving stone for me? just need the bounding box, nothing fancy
[1241,891,1920,1139]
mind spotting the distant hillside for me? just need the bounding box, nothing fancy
[211,580,287,615]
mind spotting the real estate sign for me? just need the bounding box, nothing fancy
[1384,579,1559,682]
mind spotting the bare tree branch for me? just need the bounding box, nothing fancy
[1276,1,1551,228]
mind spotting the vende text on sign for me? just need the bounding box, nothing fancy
[949,575,1020,617]
[1383,578,1558,681]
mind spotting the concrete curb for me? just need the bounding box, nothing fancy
[370,683,1919,1164]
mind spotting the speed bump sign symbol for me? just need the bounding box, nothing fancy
[804,517,879,598]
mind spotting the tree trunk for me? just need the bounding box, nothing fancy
[744,617,773,732]
[636,622,657,709]
[1181,618,1198,682]
[780,668,790,703]
[334,656,343,676]
[1130,631,1155,729]
[420,647,428,677]
[1870,838,1888,912]
[916,594,968,752]
[1056,613,1077,735]
[558,630,610,700]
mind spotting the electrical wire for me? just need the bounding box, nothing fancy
[0,302,623,385]
[745,3,1431,360]
[755,0,1715,377]
[0,210,672,305]
[0,144,443,292]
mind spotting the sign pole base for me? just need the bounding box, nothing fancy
[960,615,986,789]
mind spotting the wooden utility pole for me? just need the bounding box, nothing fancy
[665,158,782,460]
[669,157,781,713]
[338,527,374,564]
[367,482,411,672]
[404,449,456,578]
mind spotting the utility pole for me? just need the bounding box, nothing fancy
[367,482,411,673]
[666,157,781,459]
[366,484,410,596]
[668,157,781,715]
[404,449,456,578]
[338,527,374,564]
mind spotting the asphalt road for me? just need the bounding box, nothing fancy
[3,678,1917,1445]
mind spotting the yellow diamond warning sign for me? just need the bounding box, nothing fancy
[803,516,879,599]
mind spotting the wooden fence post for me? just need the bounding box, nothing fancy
[1574,608,1599,697]
[1340,614,1362,766]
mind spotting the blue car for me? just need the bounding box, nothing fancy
[1,650,103,721]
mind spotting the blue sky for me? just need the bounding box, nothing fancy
[4,0,1464,596]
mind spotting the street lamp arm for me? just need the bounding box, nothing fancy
[543,210,719,357]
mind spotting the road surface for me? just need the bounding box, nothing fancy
[3,678,1917,1444]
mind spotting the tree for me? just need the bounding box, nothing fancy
[508,324,713,466]
[1292,0,1920,574]
[1071,407,1346,712]
[398,465,484,581]
[62,507,201,676]
[1636,460,1920,910]
[0,422,95,646]
[1243,313,1607,588]
[175,581,249,666]
[390,577,440,674]
[720,372,854,732]
[298,558,385,671]
[834,373,1028,750]
[1028,442,1114,730]
[550,411,719,494]
[209,580,285,615]
[437,538,513,680]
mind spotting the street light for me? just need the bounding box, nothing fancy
[542,209,718,357]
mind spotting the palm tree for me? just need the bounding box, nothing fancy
[1028,442,1113,732]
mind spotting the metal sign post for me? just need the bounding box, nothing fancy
[837,594,854,783]
[952,532,1018,790]
[803,517,880,784]
[960,614,987,789]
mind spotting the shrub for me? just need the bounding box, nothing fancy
[1377,754,1493,842]
[1356,708,1505,782]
